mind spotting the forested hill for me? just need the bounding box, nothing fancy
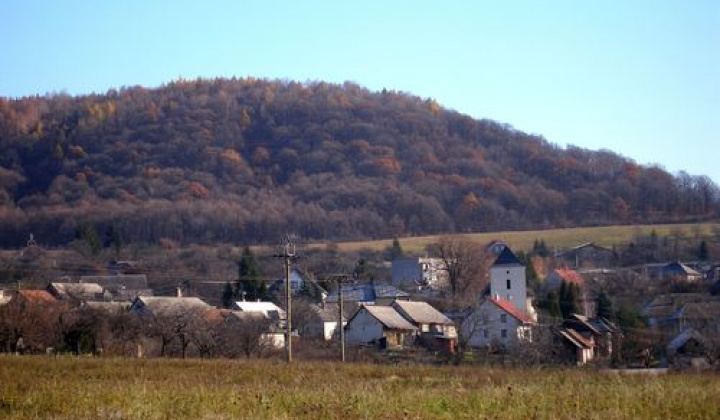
[0,78,718,247]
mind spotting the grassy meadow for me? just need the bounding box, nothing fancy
[1,356,719,419]
[324,222,720,254]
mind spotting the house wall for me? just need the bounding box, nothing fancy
[490,265,527,314]
[465,300,528,349]
[392,258,446,289]
[345,309,385,344]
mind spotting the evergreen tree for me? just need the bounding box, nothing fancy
[541,290,562,319]
[559,281,580,319]
[76,221,101,256]
[596,291,613,320]
[236,246,266,300]
[353,258,372,281]
[104,223,122,255]
[389,237,405,260]
[221,282,235,308]
[698,240,709,261]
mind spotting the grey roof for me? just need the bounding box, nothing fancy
[49,282,106,301]
[679,302,720,320]
[667,328,709,355]
[361,305,417,331]
[80,275,148,290]
[313,304,345,322]
[392,300,454,325]
[326,282,410,303]
[132,296,210,315]
[492,247,523,267]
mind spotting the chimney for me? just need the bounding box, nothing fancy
[176,286,183,298]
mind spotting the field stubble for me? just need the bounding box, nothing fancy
[1,356,719,419]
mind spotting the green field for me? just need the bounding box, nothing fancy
[1,356,719,419]
[324,222,720,254]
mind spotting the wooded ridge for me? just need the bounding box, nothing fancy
[0,78,717,246]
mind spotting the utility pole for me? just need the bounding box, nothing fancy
[275,235,297,363]
[338,275,346,362]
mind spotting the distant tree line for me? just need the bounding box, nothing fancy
[1,78,718,246]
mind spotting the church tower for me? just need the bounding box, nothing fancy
[489,247,529,314]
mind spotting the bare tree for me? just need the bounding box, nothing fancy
[428,236,488,305]
[223,312,274,359]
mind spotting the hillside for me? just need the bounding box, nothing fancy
[0,78,718,247]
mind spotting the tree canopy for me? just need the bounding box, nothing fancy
[1,78,718,246]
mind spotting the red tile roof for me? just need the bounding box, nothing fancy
[488,296,533,324]
[17,290,57,305]
[553,269,584,286]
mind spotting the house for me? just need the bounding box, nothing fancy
[129,296,210,316]
[46,282,107,302]
[298,304,345,341]
[465,247,537,350]
[676,301,720,337]
[485,240,509,256]
[268,268,327,302]
[391,300,457,351]
[391,257,447,290]
[554,242,615,269]
[465,296,534,350]
[325,281,411,318]
[79,274,152,301]
[642,293,720,335]
[344,305,418,348]
[225,311,286,350]
[661,262,704,283]
[666,329,712,369]
[232,300,286,326]
[543,268,592,317]
[557,314,619,364]
[557,327,595,365]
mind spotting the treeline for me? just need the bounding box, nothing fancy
[0,78,718,246]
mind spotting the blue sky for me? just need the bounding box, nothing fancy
[2,1,719,184]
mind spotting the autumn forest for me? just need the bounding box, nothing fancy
[0,78,718,247]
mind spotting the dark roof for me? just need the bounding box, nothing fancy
[492,247,523,267]
[326,282,409,303]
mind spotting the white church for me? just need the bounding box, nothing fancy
[465,247,537,349]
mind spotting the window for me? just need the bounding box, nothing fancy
[500,314,507,323]
[483,329,488,338]
[501,329,508,339]
[506,279,511,289]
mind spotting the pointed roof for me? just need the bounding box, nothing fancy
[492,247,523,267]
[355,305,417,331]
[486,296,533,324]
[392,300,454,326]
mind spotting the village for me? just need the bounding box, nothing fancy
[1,232,719,370]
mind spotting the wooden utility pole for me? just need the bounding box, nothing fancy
[339,279,345,362]
[275,235,297,363]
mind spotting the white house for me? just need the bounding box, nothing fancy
[465,247,536,349]
[391,300,456,339]
[129,296,210,316]
[299,304,345,341]
[391,257,448,290]
[232,301,286,324]
[344,305,417,348]
[465,296,534,349]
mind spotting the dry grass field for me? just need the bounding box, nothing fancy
[1,356,719,419]
[322,222,720,254]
